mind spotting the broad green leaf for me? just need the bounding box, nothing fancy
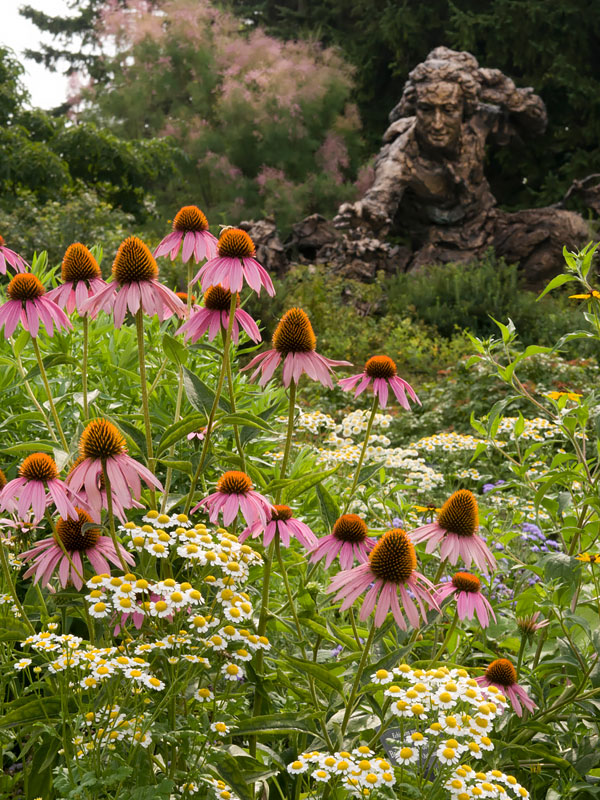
[279,466,339,505]
[219,412,273,431]
[229,713,320,738]
[157,459,192,475]
[537,272,577,300]
[183,367,230,414]
[281,654,344,693]
[163,332,188,366]
[156,414,206,457]
[315,482,339,532]
[0,696,64,728]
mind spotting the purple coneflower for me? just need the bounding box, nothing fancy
[46,243,107,316]
[326,528,439,629]
[476,658,537,717]
[191,470,271,527]
[240,505,317,549]
[193,228,275,296]
[0,453,78,523]
[178,284,261,344]
[154,205,218,263]
[67,455,143,524]
[408,489,496,575]
[310,514,376,569]
[436,571,496,628]
[339,355,420,410]
[0,274,72,339]
[517,611,549,638]
[243,307,351,388]
[0,234,27,274]
[66,419,162,514]
[82,236,185,327]
[20,508,134,590]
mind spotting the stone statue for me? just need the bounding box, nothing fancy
[244,47,591,285]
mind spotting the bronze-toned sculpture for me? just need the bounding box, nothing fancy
[332,47,589,284]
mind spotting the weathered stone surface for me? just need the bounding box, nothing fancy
[238,217,287,274]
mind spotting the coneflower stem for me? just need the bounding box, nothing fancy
[0,539,35,635]
[160,364,185,514]
[82,314,89,420]
[184,292,238,514]
[135,309,156,508]
[343,395,379,513]
[277,379,296,498]
[101,461,129,573]
[221,329,246,471]
[429,610,459,666]
[341,621,376,737]
[14,350,57,442]
[31,337,69,454]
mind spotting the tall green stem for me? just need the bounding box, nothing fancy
[341,621,376,737]
[101,461,129,573]
[82,314,89,420]
[0,539,35,635]
[223,329,245,471]
[31,337,69,453]
[277,380,296,500]
[429,609,459,666]
[161,365,185,513]
[184,292,238,514]
[135,309,156,508]
[14,349,57,442]
[343,395,378,513]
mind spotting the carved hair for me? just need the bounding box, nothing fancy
[391,47,481,122]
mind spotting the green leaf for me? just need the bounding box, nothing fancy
[240,400,282,445]
[219,412,273,431]
[279,466,339,505]
[543,553,581,586]
[0,696,64,728]
[282,654,344,693]
[315,482,339,532]
[163,332,188,366]
[183,367,230,414]
[156,414,206,457]
[1,441,56,455]
[157,459,192,475]
[229,713,320,738]
[357,461,386,486]
[537,272,577,300]
[210,752,253,800]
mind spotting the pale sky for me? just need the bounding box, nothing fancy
[1,0,75,108]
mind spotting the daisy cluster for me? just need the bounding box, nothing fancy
[413,432,482,453]
[287,746,396,797]
[121,516,262,575]
[84,573,204,622]
[370,664,507,764]
[494,417,561,442]
[446,764,530,799]
[19,629,167,691]
[485,493,551,522]
[73,704,153,758]
[295,410,338,433]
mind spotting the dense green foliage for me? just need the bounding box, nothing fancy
[0,46,177,260]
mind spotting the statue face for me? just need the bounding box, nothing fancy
[415,82,464,151]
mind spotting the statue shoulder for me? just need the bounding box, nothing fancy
[382,115,417,144]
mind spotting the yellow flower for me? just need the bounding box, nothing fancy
[569,290,600,299]
[576,552,600,563]
[546,391,582,401]
[414,504,441,513]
